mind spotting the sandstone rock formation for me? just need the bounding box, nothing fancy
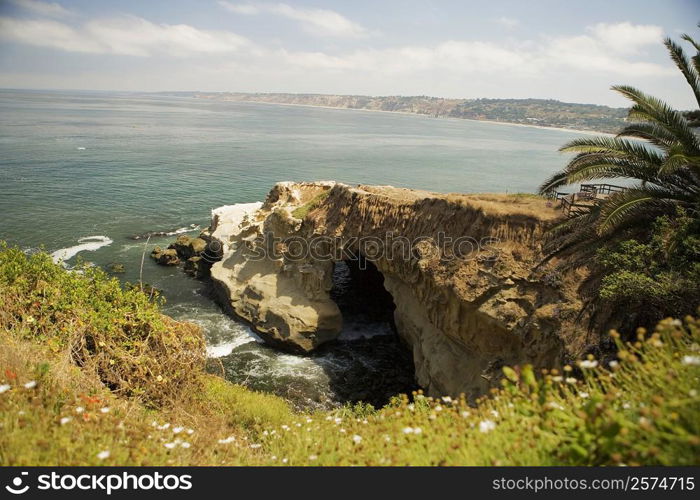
[209,181,586,398]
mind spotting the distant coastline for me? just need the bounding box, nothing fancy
[193,92,627,134]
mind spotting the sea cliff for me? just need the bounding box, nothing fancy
[206,181,588,398]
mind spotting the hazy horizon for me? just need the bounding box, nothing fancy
[1,0,698,109]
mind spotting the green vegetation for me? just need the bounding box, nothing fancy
[1,247,698,465]
[539,28,700,332]
[291,190,331,219]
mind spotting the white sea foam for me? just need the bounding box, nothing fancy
[165,225,200,236]
[206,336,257,358]
[76,147,86,150]
[51,236,113,264]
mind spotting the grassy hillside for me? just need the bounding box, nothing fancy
[1,246,698,466]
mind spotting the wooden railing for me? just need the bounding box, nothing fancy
[555,183,626,218]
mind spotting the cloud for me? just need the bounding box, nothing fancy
[495,17,519,29]
[219,1,367,38]
[10,0,72,18]
[0,15,251,56]
[587,22,664,54]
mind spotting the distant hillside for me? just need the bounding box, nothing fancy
[194,93,628,133]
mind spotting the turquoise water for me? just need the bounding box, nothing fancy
[0,89,584,407]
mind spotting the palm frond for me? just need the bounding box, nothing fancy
[664,37,700,108]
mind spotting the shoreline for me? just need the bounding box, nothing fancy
[198,97,614,136]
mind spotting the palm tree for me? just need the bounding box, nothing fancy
[538,28,700,263]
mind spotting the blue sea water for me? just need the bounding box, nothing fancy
[0,89,586,407]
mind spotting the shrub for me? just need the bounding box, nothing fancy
[0,244,205,407]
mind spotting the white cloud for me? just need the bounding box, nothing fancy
[10,0,72,18]
[587,22,664,54]
[0,15,251,57]
[495,17,519,29]
[219,2,367,38]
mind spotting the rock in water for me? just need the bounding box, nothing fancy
[150,246,180,266]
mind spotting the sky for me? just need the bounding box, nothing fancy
[0,0,698,108]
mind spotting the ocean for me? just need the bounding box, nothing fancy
[0,89,586,408]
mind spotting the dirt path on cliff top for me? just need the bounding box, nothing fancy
[358,185,561,221]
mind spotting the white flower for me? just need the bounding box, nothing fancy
[96,450,110,460]
[682,355,700,366]
[0,384,10,394]
[282,458,288,464]
[671,319,683,326]
[306,418,313,423]
[187,429,194,435]
[689,389,697,397]
[352,434,362,444]
[579,392,589,399]
[180,442,191,449]
[490,410,499,418]
[339,428,346,433]
[334,417,342,424]
[608,361,619,369]
[579,360,598,369]
[435,405,443,412]
[173,426,184,434]
[75,406,84,413]
[413,427,422,435]
[402,427,414,434]
[100,407,110,414]
[441,396,453,403]
[250,443,262,449]
[60,417,72,425]
[23,381,37,389]
[308,455,318,461]
[461,410,470,418]
[218,436,236,444]
[552,376,563,382]
[281,425,290,431]
[565,377,577,384]
[479,420,496,433]
[164,442,177,449]
[157,423,170,430]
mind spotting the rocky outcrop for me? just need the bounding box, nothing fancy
[209,181,586,398]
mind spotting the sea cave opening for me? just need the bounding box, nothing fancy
[317,254,417,408]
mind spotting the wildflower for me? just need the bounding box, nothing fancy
[579,392,589,399]
[250,443,262,449]
[479,420,496,433]
[164,442,177,449]
[339,428,346,433]
[181,442,191,449]
[173,426,184,434]
[435,405,443,412]
[23,381,37,389]
[309,455,318,461]
[281,425,290,431]
[682,355,700,366]
[306,418,313,423]
[100,407,110,414]
[334,417,342,424]
[156,375,163,382]
[384,436,391,442]
[60,417,72,425]
[461,411,470,418]
[441,396,453,403]
[352,434,362,444]
[186,429,194,435]
[565,377,577,384]
[622,402,631,409]
[690,389,698,398]
[282,458,288,464]
[157,423,170,430]
[552,376,563,382]
[0,384,10,394]
[271,456,277,461]
[490,410,499,418]
[579,360,598,369]
[96,450,110,460]
[413,427,422,435]
[325,416,332,421]
[671,319,682,326]
[402,427,414,434]
[218,436,236,444]
[608,361,619,369]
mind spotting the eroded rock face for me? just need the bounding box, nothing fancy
[209,181,586,397]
